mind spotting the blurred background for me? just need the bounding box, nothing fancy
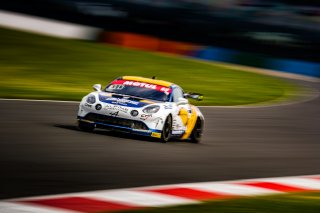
[0,0,319,103]
[1,0,320,62]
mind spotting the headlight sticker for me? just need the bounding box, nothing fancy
[142,105,160,113]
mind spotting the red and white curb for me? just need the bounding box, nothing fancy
[1,174,320,213]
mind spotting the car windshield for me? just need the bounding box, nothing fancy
[104,80,172,102]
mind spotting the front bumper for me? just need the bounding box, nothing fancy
[77,113,162,138]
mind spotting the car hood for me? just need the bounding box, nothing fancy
[98,92,157,108]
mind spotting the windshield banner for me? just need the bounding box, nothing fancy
[110,80,171,94]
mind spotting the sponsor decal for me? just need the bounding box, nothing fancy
[105,104,129,113]
[140,114,152,121]
[164,104,173,109]
[130,110,139,117]
[99,95,148,108]
[111,80,172,94]
[108,84,125,90]
[172,130,185,135]
[154,117,163,128]
[123,80,157,89]
[151,132,161,138]
[106,97,139,106]
[95,104,102,110]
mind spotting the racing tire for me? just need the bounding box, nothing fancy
[161,115,172,143]
[190,118,203,143]
[78,121,95,132]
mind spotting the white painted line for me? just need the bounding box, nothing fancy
[82,190,199,207]
[0,202,80,213]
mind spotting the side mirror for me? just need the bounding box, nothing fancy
[93,84,102,92]
[177,97,189,105]
[184,92,203,101]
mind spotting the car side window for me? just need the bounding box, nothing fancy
[172,87,184,103]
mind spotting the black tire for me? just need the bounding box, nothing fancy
[161,115,172,143]
[190,118,203,143]
[78,121,95,132]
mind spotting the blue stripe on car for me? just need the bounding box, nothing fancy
[99,95,149,108]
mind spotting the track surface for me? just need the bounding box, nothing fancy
[0,82,319,199]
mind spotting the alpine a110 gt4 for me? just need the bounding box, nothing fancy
[77,76,204,142]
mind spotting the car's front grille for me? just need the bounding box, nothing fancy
[84,113,148,130]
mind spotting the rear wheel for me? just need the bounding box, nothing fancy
[78,121,95,132]
[161,115,172,143]
[190,118,203,143]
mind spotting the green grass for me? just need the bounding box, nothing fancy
[0,28,302,105]
[119,192,320,213]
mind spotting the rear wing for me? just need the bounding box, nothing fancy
[184,92,203,101]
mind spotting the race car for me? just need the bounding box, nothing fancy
[77,76,204,142]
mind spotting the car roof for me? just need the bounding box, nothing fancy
[120,76,174,87]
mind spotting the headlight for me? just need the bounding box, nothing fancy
[143,105,160,114]
[86,95,96,104]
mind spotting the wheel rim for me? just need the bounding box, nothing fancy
[163,117,172,141]
[192,119,202,141]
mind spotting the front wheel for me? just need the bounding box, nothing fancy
[161,115,172,143]
[190,118,203,143]
[78,120,95,132]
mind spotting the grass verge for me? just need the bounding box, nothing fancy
[119,192,320,213]
[0,28,302,105]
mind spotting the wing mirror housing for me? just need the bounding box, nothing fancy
[184,92,203,101]
[177,97,189,105]
[93,84,102,92]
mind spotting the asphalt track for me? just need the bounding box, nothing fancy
[0,81,319,200]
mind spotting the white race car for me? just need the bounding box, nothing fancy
[77,76,204,142]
